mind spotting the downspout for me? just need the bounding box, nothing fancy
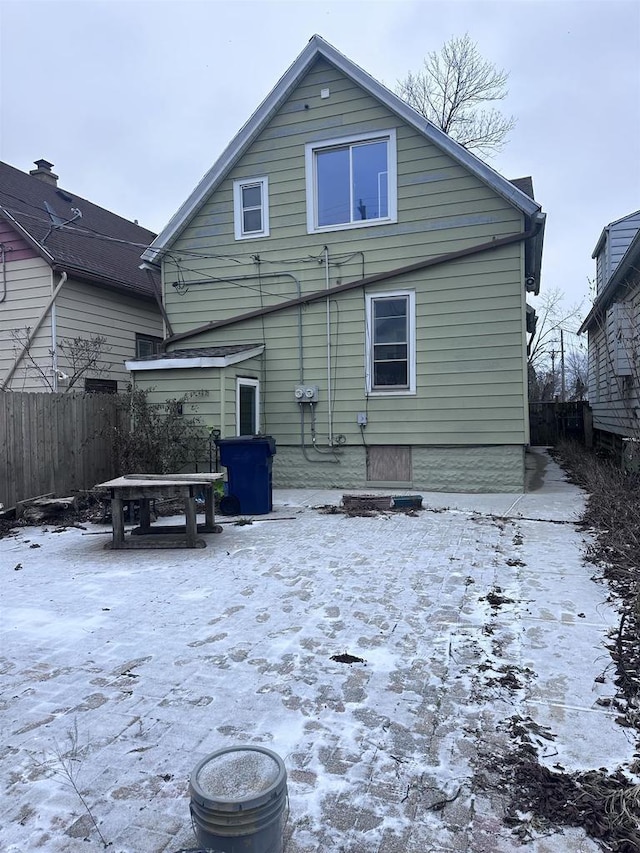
[1,270,67,391]
[51,282,58,392]
[163,217,545,348]
[141,263,174,338]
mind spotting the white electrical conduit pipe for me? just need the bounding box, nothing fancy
[324,246,333,446]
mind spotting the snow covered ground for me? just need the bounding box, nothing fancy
[1,449,634,852]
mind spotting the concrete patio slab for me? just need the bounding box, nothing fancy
[0,449,631,852]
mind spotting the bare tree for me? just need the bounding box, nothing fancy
[527,289,584,401]
[396,33,515,158]
[9,327,112,392]
[527,289,583,371]
[565,347,588,401]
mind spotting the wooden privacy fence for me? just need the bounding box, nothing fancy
[0,392,121,509]
[529,400,593,447]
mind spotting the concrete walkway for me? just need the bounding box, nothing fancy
[1,449,630,852]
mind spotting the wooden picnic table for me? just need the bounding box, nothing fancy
[94,473,224,549]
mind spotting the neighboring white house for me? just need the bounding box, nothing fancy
[0,159,163,392]
[579,210,640,448]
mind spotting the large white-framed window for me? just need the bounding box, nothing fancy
[305,130,397,233]
[233,177,269,240]
[236,377,260,434]
[365,290,416,395]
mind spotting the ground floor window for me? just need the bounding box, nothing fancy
[365,290,416,394]
[236,377,260,435]
[135,334,163,359]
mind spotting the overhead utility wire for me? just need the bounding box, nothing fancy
[171,260,298,303]
[0,199,371,271]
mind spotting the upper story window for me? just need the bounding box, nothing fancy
[233,177,270,240]
[365,290,415,395]
[305,130,397,233]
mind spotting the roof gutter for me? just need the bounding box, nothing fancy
[141,262,174,336]
[48,262,157,301]
[161,215,545,351]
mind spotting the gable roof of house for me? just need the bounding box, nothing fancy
[579,226,640,333]
[142,34,542,265]
[0,160,158,298]
[592,209,640,258]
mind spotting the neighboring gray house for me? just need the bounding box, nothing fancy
[0,159,163,392]
[579,210,640,449]
[131,35,545,493]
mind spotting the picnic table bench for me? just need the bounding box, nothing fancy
[94,473,224,549]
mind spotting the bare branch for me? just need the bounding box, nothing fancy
[8,329,112,392]
[58,335,112,390]
[10,327,54,390]
[397,33,515,158]
[528,289,584,369]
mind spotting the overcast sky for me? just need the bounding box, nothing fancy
[1,0,639,331]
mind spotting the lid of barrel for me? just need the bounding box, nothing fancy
[190,745,287,812]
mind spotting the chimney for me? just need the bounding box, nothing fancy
[29,159,58,187]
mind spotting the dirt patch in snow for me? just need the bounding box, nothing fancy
[482,715,640,852]
[490,442,640,852]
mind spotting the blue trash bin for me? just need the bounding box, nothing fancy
[215,436,276,515]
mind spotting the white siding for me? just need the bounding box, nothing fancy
[589,285,640,437]
[0,256,55,392]
[595,211,640,295]
[54,278,163,390]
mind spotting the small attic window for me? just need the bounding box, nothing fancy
[233,177,270,240]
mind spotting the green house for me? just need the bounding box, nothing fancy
[131,36,545,493]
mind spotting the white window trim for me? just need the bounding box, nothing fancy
[305,129,397,234]
[236,377,260,434]
[233,176,270,240]
[365,290,416,396]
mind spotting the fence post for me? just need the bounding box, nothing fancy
[583,404,593,449]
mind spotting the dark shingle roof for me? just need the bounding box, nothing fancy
[0,160,158,298]
[134,345,262,362]
[509,176,535,199]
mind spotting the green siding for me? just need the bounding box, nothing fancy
[140,56,535,490]
[133,355,264,443]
